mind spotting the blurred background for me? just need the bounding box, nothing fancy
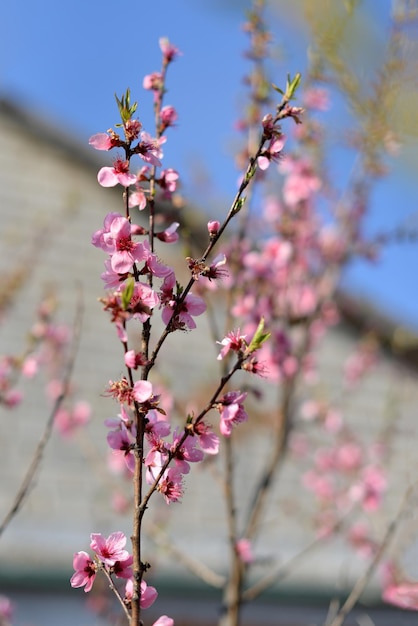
[2,0,418,327]
[1,1,418,625]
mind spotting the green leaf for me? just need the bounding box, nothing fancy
[115,88,138,123]
[233,196,247,215]
[121,276,135,310]
[272,82,284,96]
[285,72,302,100]
[247,318,271,353]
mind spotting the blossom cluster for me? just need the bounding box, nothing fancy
[0,294,90,436]
[92,210,207,332]
[105,390,220,503]
[70,532,172,624]
[72,35,272,624]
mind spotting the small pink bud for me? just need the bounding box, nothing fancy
[208,220,220,236]
[160,105,178,127]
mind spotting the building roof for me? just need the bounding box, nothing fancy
[1,94,417,369]
[0,96,105,171]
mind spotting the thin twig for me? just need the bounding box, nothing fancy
[0,289,83,538]
[323,485,415,626]
[242,514,347,602]
[101,566,131,622]
[146,523,226,588]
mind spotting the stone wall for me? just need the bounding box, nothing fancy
[1,100,418,601]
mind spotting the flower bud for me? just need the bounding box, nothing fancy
[207,220,220,236]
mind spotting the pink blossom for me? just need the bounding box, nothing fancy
[343,340,378,387]
[97,158,137,188]
[107,449,131,476]
[335,442,363,472]
[112,492,130,514]
[89,133,116,151]
[124,579,158,608]
[145,449,169,482]
[145,411,171,439]
[113,555,133,579]
[128,186,147,210]
[171,428,204,473]
[90,531,130,566]
[124,349,147,370]
[262,196,283,223]
[54,401,91,437]
[105,404,135,432]
[70,551,97,592]
[383,583,418,610]
[2,388,23,408]
[279,156,321,206]
[242,356,268,377]
[136,132,165,167]
[0,595,13,621]
[349,465,387,512]
[93,213,147,274]
[382,563,418,610]
[109,451,135,480]
[105,215,147,274]
[318,225,347,263]
[302,470,335,501]
[347,523,375,559]
[124,119,142,142]
[261,113,281,139]
[201,254,229,282]
[217,329,247,360]
[286,284,317,318]
[194,420,219,454]
[283,355,298,378]
[107,424,135,473]
[92,212,123,253]
[143,71,163,91]
[21,356,39,378]
[133,379,153,403]
[156,222,180,243]
[236,538,254,564]
[217,390,248,437]
[157,467,184,503]
[159,37,181,63]
[158,169,179,197]
[128,282,159,323]
[141,580,158,608]
[288,432,309,458]
[160,105,178,128]
[208,220,220,236]
[142,240,173,277]
[169,292,206,329]
[324,408,343,433]
[46,378,65,401]
[303,87,330,111]
[257,135,285,170]
[152,617,174,626]
[106,377,137,405]
[160,273,206,330]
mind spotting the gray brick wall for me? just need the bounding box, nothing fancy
[1,101,418,598]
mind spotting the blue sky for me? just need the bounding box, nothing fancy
[2,0,418,329]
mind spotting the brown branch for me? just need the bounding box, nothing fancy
[101,566,131,622]
[242,514,347,602]
[146,523,226,588]
[0,288,83,538]
[323,486,415,626]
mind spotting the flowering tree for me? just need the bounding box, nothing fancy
[2,2,418,626]
[74,26,298,621]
